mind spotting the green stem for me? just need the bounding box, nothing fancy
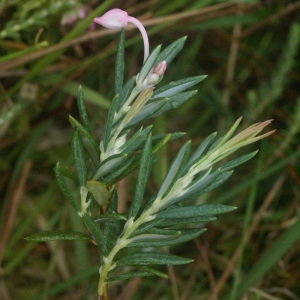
[97,202,158,295]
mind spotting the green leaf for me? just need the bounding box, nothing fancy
[118,77,136,110]
[128,233,180,248]
[157,141,191,198]
[156,204,236,219]
[101,94,119,151]
[93,212,126,223]
[220,151,258,172]
[102,156,136,185]
[25,230,91,242]
[116,252,193,266]
[77,85,91,133]
[155,36,187,65]
[119,126,152,154]
[167,170,232,206]
[115,28,125,96]
[150,91,198,119]
[186,132,217,170]
[56,164,77,181]
[92,153,127,180]
[71,130,87,187]
[85,180,111,211]
[55,162,79,212]
[69,115,100,166]
[103,190,124,253]
[133,218,164,235]
[107,271,155,282]
[129,133,153,218]
[198,170,233,196]
[137,45,161,85]
[127,228,206,248]
[81,213,108,256]
[157,216,217,227]
[152,75,206,99]
[124,99,167,129]
[138,266,168,278]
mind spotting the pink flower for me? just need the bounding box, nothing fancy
[94,8,149,62]
[94,9,128,30]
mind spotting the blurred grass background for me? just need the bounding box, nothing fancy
[0,0,300,299]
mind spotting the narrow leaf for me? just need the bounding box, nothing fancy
[198,171,233,196]
[69,115,100,166]
[124,99,167,129]
[55,162,79,212]
[71,130,87,187]
[150,91,197,119]
[118,77,136,109]
[138,45,161,85]
[25,230,91,242]
[115,28,125,96]
[103,156,136,185]
[77,85,91,133]
[157,141,191,198]
[220,151,258,172]
[81,212,108,256]
[57,164,77,181]
[139,266,168,279]
[129,133,153,218]
[127,233,180,247]
[103,190,124,253]
[119,126,152,154]
[156,204,236,219]
[127,229,206,248]
[133,218,164,235]
[116,252,193,266]
[157,216,216,227]
[152,76,206,99]
[107,271,154,282]
[186,132,217,169]
[93,212,126,223]
[101,94,119,151]
[92,153,127,180]
[155,36,187,65]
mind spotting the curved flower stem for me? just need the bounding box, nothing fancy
[127,16,149,62]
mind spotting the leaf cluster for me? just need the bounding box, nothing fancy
[26,30,256,285]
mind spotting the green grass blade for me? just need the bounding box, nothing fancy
[226,216,300,300]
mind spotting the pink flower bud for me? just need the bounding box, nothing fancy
[153,61,167,76]
[94,9,128,30]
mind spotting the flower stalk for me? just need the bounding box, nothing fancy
[94,8,149,62]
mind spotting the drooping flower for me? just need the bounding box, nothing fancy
[94,8,149,62]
